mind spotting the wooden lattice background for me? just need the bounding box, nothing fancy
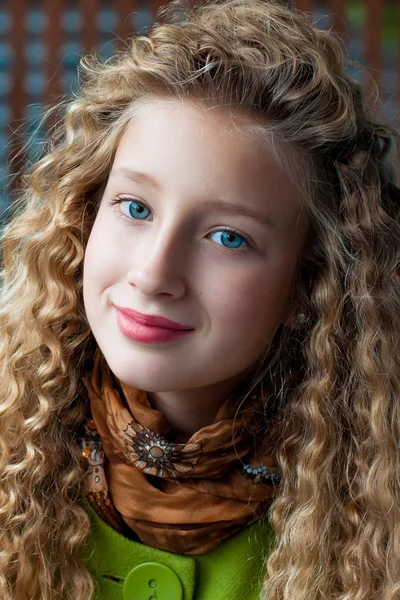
[0,0,399,216]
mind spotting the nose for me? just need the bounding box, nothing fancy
[127,226,187,299]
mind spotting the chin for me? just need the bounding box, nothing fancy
[101,353,186,392]
[99,343,245,393]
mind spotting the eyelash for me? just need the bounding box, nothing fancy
[107,195,252,251]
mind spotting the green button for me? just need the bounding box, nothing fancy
[123,562,183,600]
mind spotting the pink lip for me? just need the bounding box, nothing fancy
[113,305,195,344]
[113,305,193,330]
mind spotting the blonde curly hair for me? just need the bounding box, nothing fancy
[0,0,399,598]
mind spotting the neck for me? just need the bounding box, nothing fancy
[147,367,256,442]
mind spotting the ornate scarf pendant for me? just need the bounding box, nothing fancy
[123,420,202,478]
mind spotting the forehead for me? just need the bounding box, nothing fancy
[116,96,281,166]
[110,98,305,234]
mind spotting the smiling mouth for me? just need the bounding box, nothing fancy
[114,307,195,344]
[113,304,194,331]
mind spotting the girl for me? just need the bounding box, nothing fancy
[1,0,399,598]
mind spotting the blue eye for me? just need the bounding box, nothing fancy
[109,197,250,250]
[209,229,248,249]
[122,200,151,220]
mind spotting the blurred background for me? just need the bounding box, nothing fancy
[0,0,399,221]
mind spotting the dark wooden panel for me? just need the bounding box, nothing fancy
[8,0,28,176]
[115,0,135,41]
[80,0,99,54]
[398,0,400,119]
[8,0,27,126]
[295,0,315,14]
[43,0,65,108]
[365,0,384,90]
[329,0,348,40]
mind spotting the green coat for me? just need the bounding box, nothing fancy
[83,507,275,600]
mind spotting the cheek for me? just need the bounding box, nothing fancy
[83,231,103,297]
[83,240,100,320]
[207,266,293,340]
[83,227,117,318]
[83,219,123,293]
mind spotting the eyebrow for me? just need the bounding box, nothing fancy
[111,167,162,191]
[110,167,278,230]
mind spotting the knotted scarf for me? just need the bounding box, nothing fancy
[81,350,281,554]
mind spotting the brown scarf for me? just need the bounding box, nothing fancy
[81,351,281,554]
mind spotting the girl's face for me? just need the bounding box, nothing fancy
[83,99,306,392]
